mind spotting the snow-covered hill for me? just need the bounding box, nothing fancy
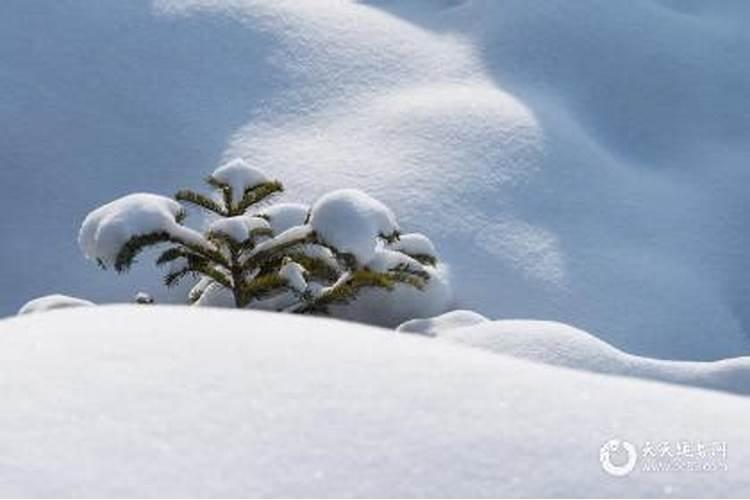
[1,306,749,497]
[399,311,750,396]
[1,1,749,360]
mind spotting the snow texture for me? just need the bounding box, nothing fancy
[389,232,437,259]
[0,306,749,497]
[207,215,269,243]
[260,202,309,235]
[17,294,94,315]
[78,193,206,267]
[2,1,750,361]
[409,313,750,397]
[397,309,489,336]
[331,263,452,327]
[309,189,398,263]
[279,260,307,294]
[210,158,270,200]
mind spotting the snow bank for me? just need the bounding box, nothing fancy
[78,193,206,268]
[0,306,748,497]
[210,158,271,200]
[3,1,750,362]
[17,294,94,315]
[397,309,489,336]
[309,189,398,263]
[411,314,750,397]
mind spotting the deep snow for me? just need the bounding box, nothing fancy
[399,311,750,397]
[1,1,750,360]
[1,306,749,497]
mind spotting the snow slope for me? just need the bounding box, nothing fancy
[1,1,749,360]
[399,312,750,397]
[1,305,749,497]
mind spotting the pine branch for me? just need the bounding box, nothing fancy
[175,189,226,216]
[241,229,316,273]
[114,231,174,272]
[235,181,284,214]
[238,273,288,307]
[404,253,437,266]
[164,266,193,288]
[205,176,233,214]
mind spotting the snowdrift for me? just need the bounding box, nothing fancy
[399,311,750,397]
[1,305,749,497]
[1,1,750,360]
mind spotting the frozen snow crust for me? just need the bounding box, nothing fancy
[2,1,750,360]
[1,305,749,497]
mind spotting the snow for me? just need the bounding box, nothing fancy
[389,232,437,259]
[409,314,750,397]
[331,263,452,327]
[279,260,307,294]
[78,193,207,268]
[0,305,749,497]
[309,189,398,263]
[397,309,489,336]
[1,1,749,362]
[260,202,309,235]
[17,294,94,315]
[207,215,269,243]
[210,158,271,200]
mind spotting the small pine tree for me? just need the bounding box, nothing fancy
[89,160,436,315]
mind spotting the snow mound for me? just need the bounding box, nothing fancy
[425,318,750,397]
[17,294,94,315]
[397,309,489,336]
[309,189,398,263]
[260,202,309,235]
[0,305,749,497]
[2,1,750,362]
[78,193,205,268]
[331,262,452,327]
[210,158,271,200]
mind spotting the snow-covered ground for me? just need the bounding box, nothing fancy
[2,1,750,360]
[1,306,749,497]
[399,311,750,397]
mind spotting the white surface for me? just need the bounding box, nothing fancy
[0,305,748,497]
[207,215,269,242]
[260,202,309,235]
[1,1,749,361]
[416,315,750,397]
[211,157,271,201]
[78,193,207,267]
[17,294,94,315]
[397,309,490,336]
[309,189,398,263]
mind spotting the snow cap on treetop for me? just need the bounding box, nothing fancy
[309,189,398,263]
[211,158,271,198]
[78,193,205,268]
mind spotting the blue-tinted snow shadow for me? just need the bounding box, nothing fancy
[0,0,284,315]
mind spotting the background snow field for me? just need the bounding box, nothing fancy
[1,2,750,358]
[0,306,749,497]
